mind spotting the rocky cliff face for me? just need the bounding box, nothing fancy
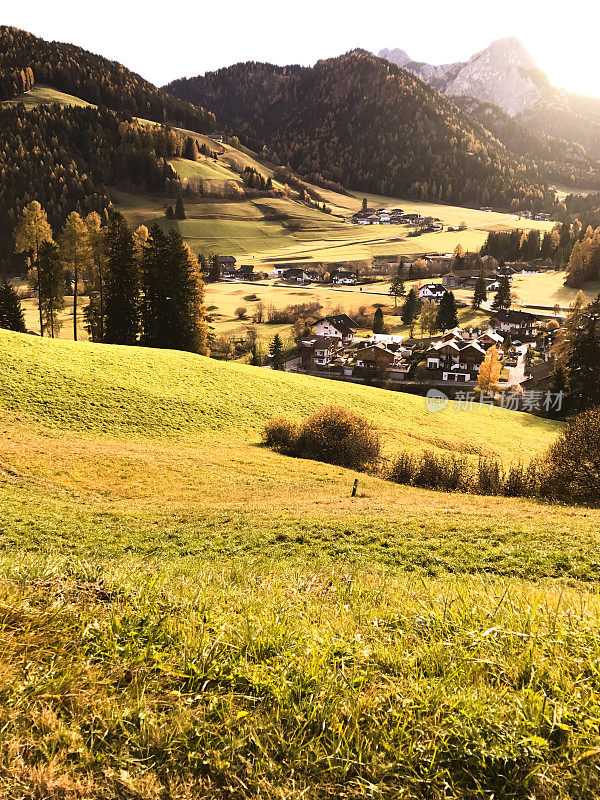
[379,38,567,117]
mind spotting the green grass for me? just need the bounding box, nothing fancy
[4,330,600,796]
[2,84,94,110]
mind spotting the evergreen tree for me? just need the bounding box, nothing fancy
[372,307,384,334]
[250,342,262,366]
[491,275,512,311]
[14,201,54,335]
[207,255,221,283]
[436,291,459,331]
[401,289,419,337]
[472,270,487,309]
[0,279,26,332]
[35,241,65,338]
[166,206,174,219]
[104,212,139,345]
[269,333,285,370]
[565,295,600,413]
[389,262,405,308]
[175,193,186,220]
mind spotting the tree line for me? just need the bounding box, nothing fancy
[9,200,208,354]
[0,25,214,132]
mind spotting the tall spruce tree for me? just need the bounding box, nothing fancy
[84,212,107,342]
[401,288,420,337]
[389,262,405,308]
[0,280,26,332]
[269,333,285,370]
[472,270,487,309]
[175,193,186,220]
[491,275,512,311]
[565,295,600,413]
[36,241,65,338]
[104,212,139,345]
[436,291,459,331]
[372,307,384,333]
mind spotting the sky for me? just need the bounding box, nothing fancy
[4,0,600,97]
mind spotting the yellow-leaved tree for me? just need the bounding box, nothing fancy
[478,345,501,391]
[59,212,91,341]
[14,201,54,335]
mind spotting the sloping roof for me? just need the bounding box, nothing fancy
[492,310,537,324]
[317,314,359,334]
[420,283,446,293]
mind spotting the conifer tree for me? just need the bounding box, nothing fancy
[491,275,512,311]
[389,262,405,308]
[372,307,384,334]
[565,295,600,413]
[401,288,419,337]
[175,193,186,220]
[436,291,459,331]
[207,255,221,283]
[472,270,487,309]
[0,279,26,332]
[35,241,65,338]
[59,211,91,341]
[104,212,139,345]
[269,333,285,370]
[14,201,54,335]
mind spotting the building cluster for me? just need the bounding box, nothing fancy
[299,308,543,387]
[273,265,357,285]
[349,207,443,231]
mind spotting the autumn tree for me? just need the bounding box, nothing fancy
[59,211,91,341]
[478,345,501,390]
[418,299,438,337]
[84,212,107,342]
[14,201,54,335]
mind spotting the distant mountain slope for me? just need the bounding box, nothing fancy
[0,25,215,132]
[165,50,554,211]
[379,39,600,161]
[451,96,600,188]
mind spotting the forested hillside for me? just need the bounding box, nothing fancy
[0,25,215,132]
[166,50,556,211]
[452,95,600,188]
[0,104,194,261]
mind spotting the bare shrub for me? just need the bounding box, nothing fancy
[262,417,299,456]
[387,452,417,484]
[543,408,600,503]
[235,306,248,320]
[296,406,380,471]
[477,458,504,496]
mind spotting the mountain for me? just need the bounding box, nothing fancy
[165,50,554,211]
[0,25,215,132]
[379,38,563,117]
[379,39,600,161]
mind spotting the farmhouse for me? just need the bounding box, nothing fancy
[355,344,397,372]
[332,269,357,285]
[315,314,358,344]
[301,336,342,369]
[419,283,447,302]
[490,310,538,339]
[425,339,487,383]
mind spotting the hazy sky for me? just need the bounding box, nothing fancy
[5,0,600,96]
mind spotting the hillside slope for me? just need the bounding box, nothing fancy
[4,330,600,798]
[165,50,554,210]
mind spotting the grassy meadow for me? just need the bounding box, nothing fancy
[3,330,600,797]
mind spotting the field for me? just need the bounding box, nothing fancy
[3,330,600,797]
[2,83,93,109]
